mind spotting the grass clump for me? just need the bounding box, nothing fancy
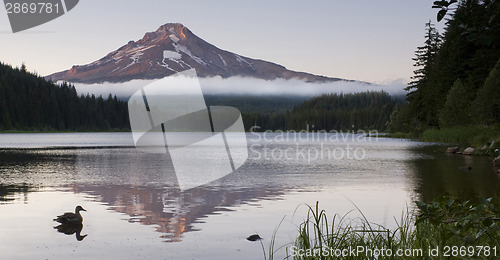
[384,132,416,139]
[420,127,500,148]
[273,197,499,259]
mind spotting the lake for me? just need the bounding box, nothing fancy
[0,132,498,259]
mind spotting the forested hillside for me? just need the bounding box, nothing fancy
[389,0,500,133]
[204,95,305,114]
[0,63,129,131]
[243,92,402,131]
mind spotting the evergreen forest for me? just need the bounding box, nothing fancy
[388,0,500,133]
[0,63,129,131]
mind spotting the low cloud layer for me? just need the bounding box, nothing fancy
[73,76,407,99]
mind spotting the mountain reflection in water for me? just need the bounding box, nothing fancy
[69,183,287,242]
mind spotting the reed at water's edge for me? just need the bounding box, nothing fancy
[265,197,499,259]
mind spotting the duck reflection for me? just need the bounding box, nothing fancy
[54,222,87,241]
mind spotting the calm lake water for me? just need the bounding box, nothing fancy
[0,132,499,259]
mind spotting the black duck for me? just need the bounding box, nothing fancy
[54,205,86,224]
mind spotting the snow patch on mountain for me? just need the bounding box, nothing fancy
[108,66,121,75]
[173,43,207,66]
[169,34,179,43]
[130,52,142,63]
[217,53,227,67]
[234,54,254,70]
[163,50,182,60]
[161,50,192,70]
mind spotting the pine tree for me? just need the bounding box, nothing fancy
[0,82,12,129]
[439,79,473,128]
[405,21,441,126]
[472,58,500,126]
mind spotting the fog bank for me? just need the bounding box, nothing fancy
[73,76,407,99]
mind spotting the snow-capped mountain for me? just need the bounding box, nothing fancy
[47,23,346,84]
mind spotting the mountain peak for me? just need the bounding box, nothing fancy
[47,23,345,84]
[136,23,188,45]
[157,23,187,37]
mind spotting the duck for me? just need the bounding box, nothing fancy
[54,205,86,224]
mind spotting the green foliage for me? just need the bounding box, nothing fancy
[439,79,473,128]
[0,62,129,131]
[432,0,458,21]
[472,58,500,126]
[415,197,500,247]
[386,103,423,134]
[385,132,415,139]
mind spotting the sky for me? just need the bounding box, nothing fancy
[0,0,443,84]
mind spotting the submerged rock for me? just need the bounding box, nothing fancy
[246,234,262,241]
[458,166,472,170]
[463,147,475,155]
[493,156,500,167]
[446,147,459,153]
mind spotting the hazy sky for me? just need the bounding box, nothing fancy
[0,0,442,84]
